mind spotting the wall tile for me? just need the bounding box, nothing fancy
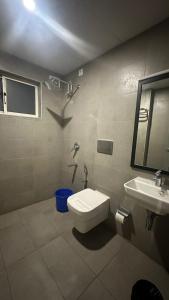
[62,20,169,268]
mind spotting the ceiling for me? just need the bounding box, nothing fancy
[0,0,169,75]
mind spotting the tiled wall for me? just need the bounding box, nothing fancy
[0,51,63,213]
[61,19,169,268]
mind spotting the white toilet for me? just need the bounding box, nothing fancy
[67,188,110,233]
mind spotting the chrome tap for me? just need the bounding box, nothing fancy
[153,170,163,187]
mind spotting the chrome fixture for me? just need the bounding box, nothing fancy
[82,164,88,189]
[153,170,163,187]
[71,142,80,158]
[71,143,80,152]
[44,75,80,97]
[68,163,78,184]
[139,107,149,122]
[61,85,80,118]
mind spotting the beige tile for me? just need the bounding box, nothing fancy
[0,158,34,181]
[99,239,169,300]
[0,271,12,300]
[22,211,59,248]
[63,231,124,275]
[0,138,33,160]
[0,191,35,214]
[0,249,5,273]
[40,236,95,300]
[8,251,63,300]
[0,223,35,266]
[0,211,20,230]
[0,176,34,197]
[79,279,114,300]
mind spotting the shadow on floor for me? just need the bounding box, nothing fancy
[72,220,116,250]
[47,108,72,127]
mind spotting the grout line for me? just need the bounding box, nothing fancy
[4,231,63,271]
[61,234,97,275]
[0,248,14,300]
[76,276,97,300]
[95,277,118,300]
[62,231,123,278]
[38,232,96,300]
[0,201,125,300]
[39,254,67,300]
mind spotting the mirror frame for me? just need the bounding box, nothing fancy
[131,71,169,175]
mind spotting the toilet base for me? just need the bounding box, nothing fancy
[70,208,109,233]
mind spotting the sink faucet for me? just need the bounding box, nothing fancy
[153,170,163,187]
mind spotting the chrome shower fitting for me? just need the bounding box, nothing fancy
[82,164,88,189]
[71,142,80,158]
[44,75,80,97]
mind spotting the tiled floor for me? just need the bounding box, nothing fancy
[0,198,169,300]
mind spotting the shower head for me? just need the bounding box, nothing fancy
[43,75,80,99]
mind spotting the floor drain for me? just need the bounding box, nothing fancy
[131,280,163,299]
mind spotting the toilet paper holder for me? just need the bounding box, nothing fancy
[115,207,130,224]
[117,207,130,218]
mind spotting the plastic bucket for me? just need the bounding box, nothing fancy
[55,188,73,212]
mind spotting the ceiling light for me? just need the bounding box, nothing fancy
[23,0,36,12]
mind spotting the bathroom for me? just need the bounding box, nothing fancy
[0,0,169,299]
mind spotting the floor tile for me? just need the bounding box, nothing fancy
[79,279,115,300]
[0,271,12,300]
[63,229,125,274]
[34,198,56,214]
[0,248,5,273]
[19,198,74,237]
[40,236,95,300]
[8,251,64,300]
[99,240,169,300]
[45,210,74,235]
[22,212,59,248]
[0,198,169,300]
[18,203,43,222]
[0,211,20,230]
[0,223,35,266]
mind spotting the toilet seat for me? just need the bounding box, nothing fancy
[68,188,110,221]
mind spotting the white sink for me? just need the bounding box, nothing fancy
[124,177,169,215]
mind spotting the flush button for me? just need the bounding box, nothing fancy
[97,139,113,155]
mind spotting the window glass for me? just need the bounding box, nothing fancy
[6,79,36,115]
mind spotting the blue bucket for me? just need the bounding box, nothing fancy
[55,188,73,212]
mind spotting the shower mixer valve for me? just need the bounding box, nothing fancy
[71,142,80,152]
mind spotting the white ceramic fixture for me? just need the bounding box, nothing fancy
[67,188,110,233]
[124,177,169,215]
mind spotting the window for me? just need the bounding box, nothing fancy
[0,75,39,118]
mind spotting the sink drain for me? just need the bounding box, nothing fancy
[131,280,163,299]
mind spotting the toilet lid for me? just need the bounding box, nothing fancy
[68,188,109,213]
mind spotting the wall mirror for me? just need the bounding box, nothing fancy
[131,71,169,174]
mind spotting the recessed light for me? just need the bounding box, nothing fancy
[23,0,36,12]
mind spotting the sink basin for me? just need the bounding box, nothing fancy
[124,177,169,215]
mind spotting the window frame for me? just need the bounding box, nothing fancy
[0,75,39,118]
